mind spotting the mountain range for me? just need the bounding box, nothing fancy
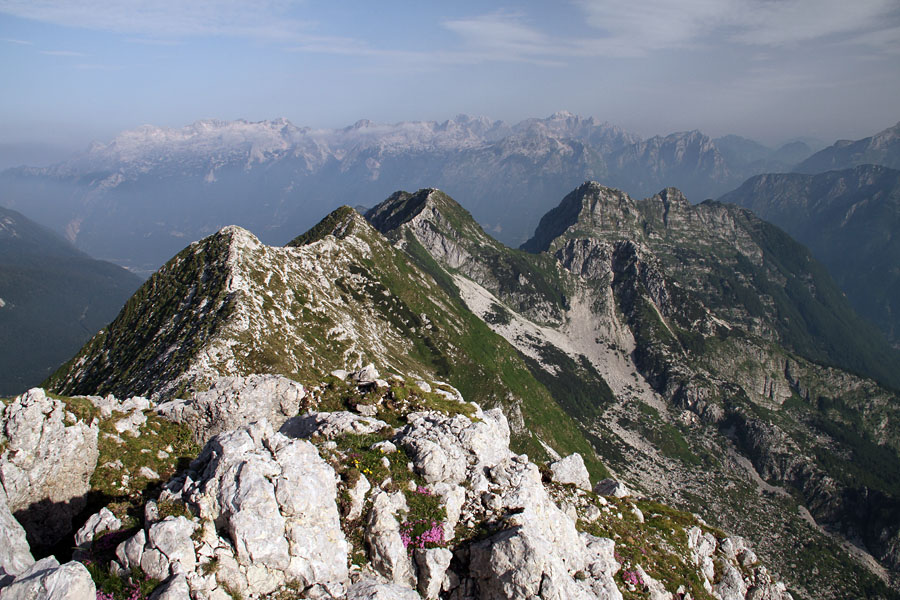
[720,164,900,347]
[0,112,815,275]
[46,183,900,598]
[795,121,900,173]
[0,206,141,396]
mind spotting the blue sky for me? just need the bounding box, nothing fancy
[1,0,899,167]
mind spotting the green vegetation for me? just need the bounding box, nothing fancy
[618,402,700,466]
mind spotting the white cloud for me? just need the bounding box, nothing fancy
[574,0,738,50]
[2,37,32,44]
[0,0,312,40]
[575,0,900,50]
[441,12,582,65]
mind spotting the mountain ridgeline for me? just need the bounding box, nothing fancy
[720,164,900,347]
[0,206,141,395]
[0,113,816,275]
[47,183,900,598]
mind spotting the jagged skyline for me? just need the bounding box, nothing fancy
[1,0,899,168]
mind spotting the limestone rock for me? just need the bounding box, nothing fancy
[414,547,452,599]
[74,507,122,557]
[0,556,95,600]
[85,394,151,419]
[467,456,597,600]
[714,563,749,600]
[0,388,99,549]
[116,420,348,598]
[593,478,631,498]
[347,474,372,521]
[0,486,33,585]
[280,411,389,440]
[148,574,190,600]
[397,408,510,485]
[346,579,422,600]
[365,491,415,587]
[156,374,306,443]
[549,453,591,491]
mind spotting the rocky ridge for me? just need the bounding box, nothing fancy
[795,121,900,173]
[1,369,793,600]
[30,183,900,598]
[45,207,601,480]
[719,164,900,346]
[364,185,900,597]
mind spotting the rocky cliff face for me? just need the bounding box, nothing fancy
[1,377,795,600]
[365,184,900,598]
[719,164,900,347]
[17,182,900,598]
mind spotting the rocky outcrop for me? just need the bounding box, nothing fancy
[281,411,389,440]
[549,453,592,491]
[112,419,349,599]
[156,374,306,443]
[0,557,95,600]
[0,388,98,550]
[397,408,510,486]
[0,486,33,586]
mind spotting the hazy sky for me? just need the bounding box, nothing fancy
[1,0,899,167]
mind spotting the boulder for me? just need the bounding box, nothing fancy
[593,478,631,498]
[549,453,591,491]
[0,388,98,549]
[0,556,95,600]
[73,507,122,559]
[156,374,306,443]
[397,408,510,485]
[280,411,389,440]
[414,547,453,599]
[467,455,596,600]
[0,486,33,585]
[346,579,422,600]
[116,420,348,598]
[365,491,415,588]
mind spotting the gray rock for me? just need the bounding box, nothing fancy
[414,547,452,599]
[635,565,669,600]
[148,574,190,600]
[346,579,421,600]
[73,507,122,559]
[549,453,591,491]
[353,364,380,384]
[0,388,99,549]
[177,420,347,596]
[138,467,161,480]
[365,491,415,587]
[0,485,33,584]
[86,394,151,419]
[280,411,388,440]
[714,563,749,600]
[115,529,146,571]
[467,456,595,600]
[156,374,306,443]
[346,474,371,521]
[0,556,95,600]
[113,409,147,436]
[146,516,198,577]
[593,478,631,498]
[397,408,510,485]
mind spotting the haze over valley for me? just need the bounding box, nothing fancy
[1,2,900,600]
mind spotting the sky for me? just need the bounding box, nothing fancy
[1,0,899,168]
